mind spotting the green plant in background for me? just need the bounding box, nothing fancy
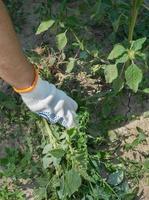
[105,37,146,93]
[0,185,25,200]
[104,0,147,93]
[128,0,144,42]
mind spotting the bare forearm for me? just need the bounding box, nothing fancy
[0,0,34,89]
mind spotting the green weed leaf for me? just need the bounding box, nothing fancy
[125,64,143,92]
[50,149,65,158]
[108,44,126,60]
[34,187,47,200]
[112,14,122,33]
[66,58,76,73]
[108,170,124,186]
[91,0,102,19]
[104,64,118,83]
[131,37,146,51]
[143,88,149,93]
[36,19,55,35]
[116,54,129,64]
[62,169,81,197]
[56,32,67,51]
[112,77,124,93]
[42,156,52,169]
[42,144,52,154]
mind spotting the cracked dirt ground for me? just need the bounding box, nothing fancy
[112,93,149,200]
[0,0,149,199]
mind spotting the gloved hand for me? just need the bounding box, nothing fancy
[20,77,78,128]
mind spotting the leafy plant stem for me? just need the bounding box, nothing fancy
[125,0,143,72]
[42,119,58,148]
[128,0,143,42]
[120,63,126,77]
[89,157,121,200]
[96,172,121,200]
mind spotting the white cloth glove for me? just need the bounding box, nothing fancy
[20,78,78,128]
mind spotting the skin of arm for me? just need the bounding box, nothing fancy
[0,0,34,89]
[0,1,78,128]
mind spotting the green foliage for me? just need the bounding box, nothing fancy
[104,64,118,83]
[107,170,124,186]
[61,169,82,197]
[112,77,124,92]
[106,36,147,93]
[36,19,55,35]
[125,127,147,151]
[66,58,76,73]
[0,186,25,200]
[116,54,129,64]
[131,37,146,51]
[125,64,143,92]
[56,32,68,51]
[142,88,149,93]
[0,92,17,110]
[108,44,126,60]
